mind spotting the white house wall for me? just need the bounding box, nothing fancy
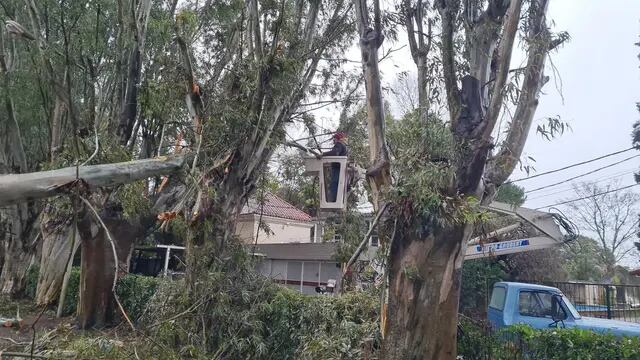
[236,214,313,244]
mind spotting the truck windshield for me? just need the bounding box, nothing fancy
[562,295,581,319]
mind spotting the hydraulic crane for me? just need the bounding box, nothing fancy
[465,201,577,260]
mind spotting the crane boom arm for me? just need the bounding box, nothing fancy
[464,201,575,261]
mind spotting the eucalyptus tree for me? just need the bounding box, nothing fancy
[353,0,566,358]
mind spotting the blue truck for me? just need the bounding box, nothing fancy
[488,282,640,337]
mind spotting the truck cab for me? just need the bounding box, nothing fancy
[488,282,640,337]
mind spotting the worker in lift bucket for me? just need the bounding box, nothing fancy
[316,132,348,202]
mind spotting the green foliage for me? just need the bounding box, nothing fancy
[24,265,39,299]
[57,268,159,320]
[563,236,609,282]
[271,152,320,216]
[60,337,132,360]
[458,321,640,360]
[326,211,368,263]
[61,267,81,316]
[536,115,571,141]
[457,318,506,359]
[115,274,161,322]
[144,263,379,359]
[387,112,462,219]
[495,183,526,206]
[114,180,152,220]
[459,259,505,316]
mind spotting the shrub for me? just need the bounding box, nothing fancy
[115,273,160,321]
[24,265,39,299]
[144,267,380,359]
[504,324,640,360]
[58,268,158,321]
[457,321,640,360]
[60,267,81,316]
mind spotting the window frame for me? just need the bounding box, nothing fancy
[489,286,507,311]
[518,290,555,318]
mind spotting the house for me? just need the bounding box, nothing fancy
[252,243,342,294]
[237,194,343,294]
[236,192,315,244]
[131,193,354,295]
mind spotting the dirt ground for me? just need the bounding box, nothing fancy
[0,296,69,351]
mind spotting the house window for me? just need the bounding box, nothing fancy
[370,235,379,247]
[332,234,342,242]
[310,226,315,243]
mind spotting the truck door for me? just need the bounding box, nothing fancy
[488,285,507,329]
[516,290,558,329]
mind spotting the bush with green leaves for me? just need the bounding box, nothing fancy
[144,263,379,359]
[458,320,640,360]
[24,265,39,299]
[25,266,159,321]
[115,273,160,321]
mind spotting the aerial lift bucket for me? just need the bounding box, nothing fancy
[303,156,348,210]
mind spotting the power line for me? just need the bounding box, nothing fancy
[525,154,640,194]
[526,169,636,201]
[507,147,637,184]
[535,183,640,209]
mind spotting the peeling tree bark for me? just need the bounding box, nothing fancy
[355,0,391,207]
[117,0,152,145]
[35,213,79,305]
[485,0,551,189]
[0,24,40,296]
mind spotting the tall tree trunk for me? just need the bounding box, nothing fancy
[0,205,39,295]
[35,211,78,305]
[403,0,432,120]
[355,0,391,207]
[384,223,470,359]
[0,33,40,295]
[381,1,552,358]
[76,211,137,329]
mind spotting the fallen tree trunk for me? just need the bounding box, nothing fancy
[0,155,190,206]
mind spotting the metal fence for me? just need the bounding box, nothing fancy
[533,281,640,323]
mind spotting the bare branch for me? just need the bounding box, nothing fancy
[483,0,522,140]
[436,0,461,124]
[486,0,551,186]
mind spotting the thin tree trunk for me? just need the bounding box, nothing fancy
[56,228,78,318]
[0,30,39,296]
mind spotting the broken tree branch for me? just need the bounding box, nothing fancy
[344,202,389,273]
[0,155,191,206]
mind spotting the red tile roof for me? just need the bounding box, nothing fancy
[241,192,311,222]
[631,268,640,276]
